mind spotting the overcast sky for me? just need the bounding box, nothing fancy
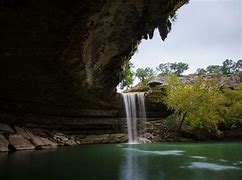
[131,0,242,74]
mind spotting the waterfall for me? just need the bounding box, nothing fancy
[122,92,147,143]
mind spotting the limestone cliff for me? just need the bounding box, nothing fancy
[0,0,188,116]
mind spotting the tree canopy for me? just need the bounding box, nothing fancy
[156,62,189,76]
[196,59,242,75]
[196,68,206,75]
[163,75,224,133]
[206,65,222,74]
[120,59,242,90]
[136,67,155,82]
[220,84,242,129]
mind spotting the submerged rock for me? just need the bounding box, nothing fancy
[0,134,9,152]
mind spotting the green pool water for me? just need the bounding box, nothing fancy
[0,142,242,180]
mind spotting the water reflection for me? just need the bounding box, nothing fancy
[120,145,148,180]
[120,145,186,180]
[119,144,242,180]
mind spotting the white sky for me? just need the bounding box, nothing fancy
[130,0,242,75]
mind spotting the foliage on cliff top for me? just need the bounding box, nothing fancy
[163,75,224,134]
[156,62,189,76]
[163,75,242,134]
[136,67,156,83]
[220,83,242,129]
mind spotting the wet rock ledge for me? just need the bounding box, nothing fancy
[0,123,128,152]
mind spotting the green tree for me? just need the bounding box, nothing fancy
[220,84,242,129]
[156,62,189,76]
[204,59,241,75]
[170,62,189,76]
[156,63,172,75]
[206,65,222,73]
[136,67,155,82]
[221,59,236,75]
[196,68,207,75]
[164,75,224,134]
[120,62,135,89]
[235,59,242,72]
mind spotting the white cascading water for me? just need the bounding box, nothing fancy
[122,92,147,143]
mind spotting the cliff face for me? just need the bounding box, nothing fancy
[0,0,188,116]
[0,2,190,146]
[0,1,191,148]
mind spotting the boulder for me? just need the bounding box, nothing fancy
[40,137,58,148]
[14,126,31,140]
[148,80,166,88]
[9,134,35,150]
[0,123,14,134]
[0,134,9,152]
[65,139,77,146]
[53,133,69,142]
[24,129,45,147]
[137,137,151,144]
[53,133,69,145]
[143,133,154,140]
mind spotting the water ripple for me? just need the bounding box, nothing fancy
[185,162,240,171]
[124,148,185,156]
[189,156,207,160]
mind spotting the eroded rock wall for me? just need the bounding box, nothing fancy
[0,0,188,137]
[0,0,188,112]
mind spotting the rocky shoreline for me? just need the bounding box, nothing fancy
[2,119,242,152]
[0,123,128,152]
[0,120,242,152]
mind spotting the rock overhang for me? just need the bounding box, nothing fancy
[0,0,189,114]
